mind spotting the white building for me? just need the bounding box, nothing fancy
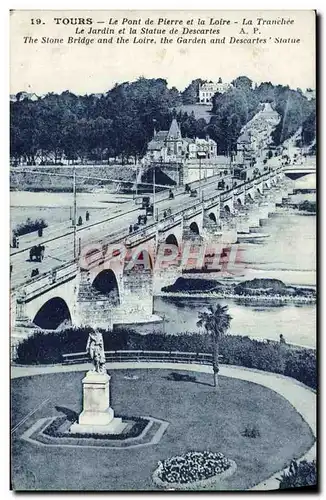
[198,80,232,104]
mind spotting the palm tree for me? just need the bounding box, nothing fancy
[197,304,232,388]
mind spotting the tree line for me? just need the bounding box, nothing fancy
[10,76,315,165]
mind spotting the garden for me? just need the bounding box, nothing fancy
[11,369,315,491]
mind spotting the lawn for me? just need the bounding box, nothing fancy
[176,104,213,123]
[11,369,314,491]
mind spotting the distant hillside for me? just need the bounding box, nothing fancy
[10,76,315,165]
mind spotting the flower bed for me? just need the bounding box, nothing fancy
[43,415,148,440]
[152,451,237,490]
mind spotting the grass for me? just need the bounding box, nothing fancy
[176,104,213,123]
[11,369,314,491]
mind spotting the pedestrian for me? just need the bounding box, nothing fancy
[279,334,286,344]
[86,210,90,222]
[129,224,133,234]
[78,216,83,226]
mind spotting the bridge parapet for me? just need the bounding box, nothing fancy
[254,178,263,186]
[220,192,234,202]
[15,262,77,302]
[233,187,245,196]
[183,203,203,219]
[124,225,157,248]
[158,215,183,233]
[203,194,220,210]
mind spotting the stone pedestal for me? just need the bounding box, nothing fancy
[70,371,126,435]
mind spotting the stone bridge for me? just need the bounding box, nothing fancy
[11,167,286,354]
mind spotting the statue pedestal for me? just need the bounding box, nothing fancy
[70,371,126,435]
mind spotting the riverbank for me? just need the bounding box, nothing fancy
[161,277,316,304]
[157,291,316,304]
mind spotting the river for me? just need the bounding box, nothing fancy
[145,174,316,348]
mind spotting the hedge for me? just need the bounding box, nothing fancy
[278,460,317,489]
[14,328,316,390]
[13,217,48,237]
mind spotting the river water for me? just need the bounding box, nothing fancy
[148,174,316,348]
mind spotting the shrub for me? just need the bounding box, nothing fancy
[278,460,317,489]
[14,329,316,390]
[241,425,260,438]
[13,218,48,237]
[167,372,196,383]
[43,415,148,440]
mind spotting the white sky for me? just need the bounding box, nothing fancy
[10,9,316,95]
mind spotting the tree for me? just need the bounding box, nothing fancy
[197,304,232,387]
[182,79,205,104]
[231,76,253,92]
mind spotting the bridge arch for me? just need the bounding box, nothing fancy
[189,221,200,235]
[208,212,217,223]
[33,297,71,330]
[237,198,243,206]
[165,233,179,248]
[92,268,120,304]
[125,248,153,274]
[224,204,231,214]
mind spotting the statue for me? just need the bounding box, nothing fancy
[86,330,106,374]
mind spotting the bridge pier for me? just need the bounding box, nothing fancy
[76,271,115,330]
[113,269,154,324]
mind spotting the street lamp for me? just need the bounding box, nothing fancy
[153,164,156,221]
[197,151,206,200]
[72,166,77,260]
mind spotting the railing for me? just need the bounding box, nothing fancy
[16,261,77,302]
[158,214,183,233]
[220,192,233,202]
[62,350,215,366]
[233,187,244,196]
[203,195,220,210]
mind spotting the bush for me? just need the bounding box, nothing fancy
[13,218,48,237]
[241,425,260,438]
[43,415,148,440]
[15,329,316,390]
[278,460,317,489]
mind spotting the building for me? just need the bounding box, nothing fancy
[235,131,255,166]
[144,119,218,164]
[198,80,232,104]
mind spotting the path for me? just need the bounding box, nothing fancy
[11,361,316,491]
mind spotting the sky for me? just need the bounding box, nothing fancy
[10,10,316,95]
